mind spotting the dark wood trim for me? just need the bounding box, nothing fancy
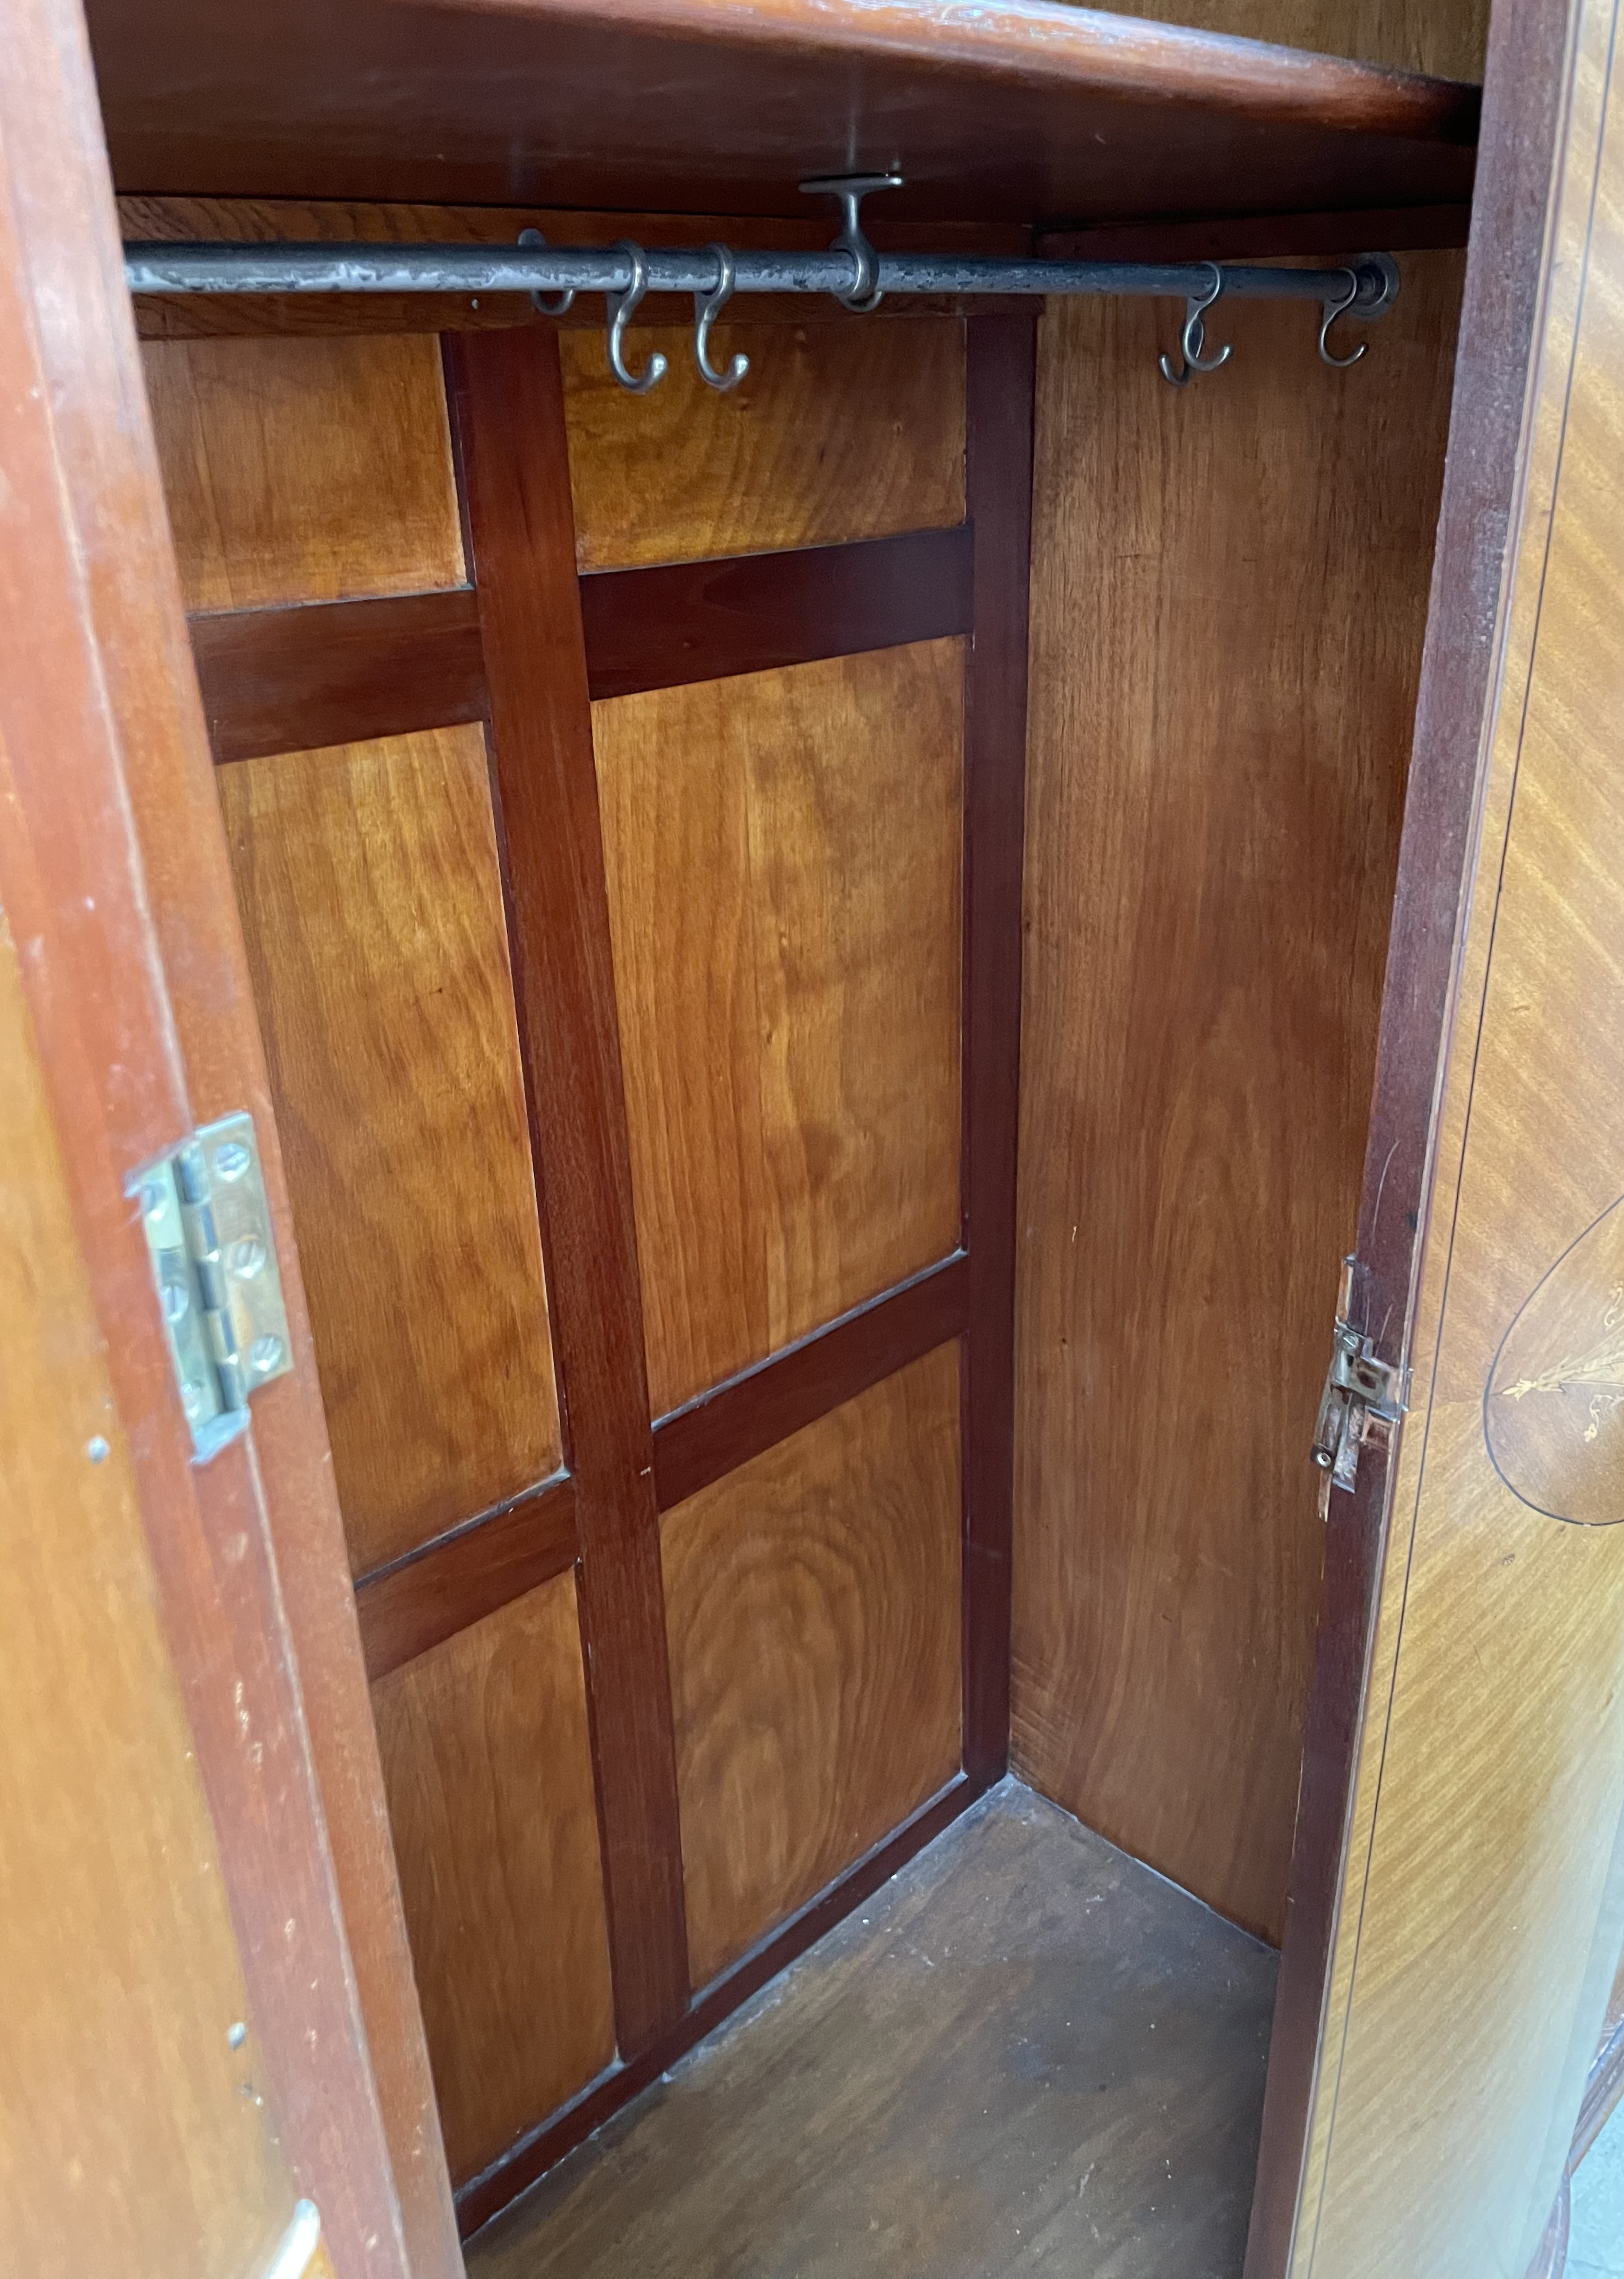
[1573,2015,1624,2169]
[1525,2175,1571,2279]
[653,1254,970,1513]
[444,325,691,2060]
[958,314,1036,1788]
[193,588,485,764]
[454,1771,983,2238]
[1036,203,1474,263]
[1244,1,1575,2272]
[354,1474,577,1681]
[580,525,974,702]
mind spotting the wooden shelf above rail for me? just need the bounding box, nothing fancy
[85,0,1479,229]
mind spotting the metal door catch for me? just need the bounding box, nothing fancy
[130,1112,293,1461]
[1312,1259,1405,1511]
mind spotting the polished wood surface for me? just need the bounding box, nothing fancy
[1012,252,1464,1944]
[447,327,691,2060]
[141,335,464,608]
[1098,0,1487,80]
[662,1345,963,1988]
[192,590,487,765]
[0,908,296,2279]
[356,1474,579,1681]
[471,1782,1277,2279]
[596,640,963,1416]
[1245,0,1576,2261]
[0,7,437,2263]
[579,527,974,699]
[219,727,561,1576]
[562,319,965,573]
[85,0,1478,223]
[372,1574,617,2187]
[959,314,1037,1786]
[1288,3,1624,2271]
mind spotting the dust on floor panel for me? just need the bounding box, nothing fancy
[467,1778,1277,2279]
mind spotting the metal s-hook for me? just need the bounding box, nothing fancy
[605,240,668,393]
[1318,269,1367,369]
[1160,263,1232,388]
[800,172,903,311]
[693,244,749,392]
[517,227,575,317]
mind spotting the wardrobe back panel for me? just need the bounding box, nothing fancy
[1012,252,1466,1944]
[662,1343,963,1990]
[595,639,964,1416]
[1093,0,1487,81]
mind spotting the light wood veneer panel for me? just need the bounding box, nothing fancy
[662,1343,963,1990]
[371,1574,615,2189]
[595,641,963,1417]
[218,727,561,1574]
[1011,254,1465,1944]
[141,333,464,607]
[561,319,965,570]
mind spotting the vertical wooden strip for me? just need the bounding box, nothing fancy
[444,327,689,2055]
[961,314,1038,1786]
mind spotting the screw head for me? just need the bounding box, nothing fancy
[213,1141,251,1182]
[225,1236,267,1279]
[249,1335,285,1375]
[180,1379,208,1422]
[160,1277,190,1324]
[86,1435,111,1464]
[141,1181,169,1225]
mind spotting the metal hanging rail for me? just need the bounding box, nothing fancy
[123,175,1401,393]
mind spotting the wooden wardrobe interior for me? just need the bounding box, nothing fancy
[87,0,1488,2255]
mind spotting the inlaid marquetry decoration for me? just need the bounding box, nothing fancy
[1487,1197,1624,1524]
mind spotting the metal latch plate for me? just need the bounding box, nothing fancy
[131,1111,293,1461]
[1311,1259,1405,1511]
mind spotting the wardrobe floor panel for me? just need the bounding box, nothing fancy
[467,1778,1276,2279]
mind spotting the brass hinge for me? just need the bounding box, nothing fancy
[129,1111,294,1462]
[1311,1255,1405,1517]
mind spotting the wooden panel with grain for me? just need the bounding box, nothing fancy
[1011,252,1466,1945]
[141,334,464,609]
[562,319,965,571]
[1286,6,1624,2271]
[371,1574,616,2189]
[217,726,561,1576]
[662,1344,964,1990]
[1091,0,1488,83]
[595,640,964,1418]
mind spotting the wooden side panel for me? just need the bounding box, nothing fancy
[218,727,561,1575]
[371,1574,616,2188]
[1289,7,1624,2272]
[142,335,465,608]
[562,318,965,570]
[662,1344,963,1990]
[0,905,296,2279]
[595,640,964,1417]
[1011,253,1465,1943]
[1094,0,1487,82]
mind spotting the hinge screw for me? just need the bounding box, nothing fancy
[249,1335,285,1375]
[227,1236,267,1278]
[213,1141,251,1182]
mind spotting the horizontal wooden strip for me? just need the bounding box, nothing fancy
[194,588,486,764]
[354,1472,577,1680]
[190,528,974,762]
[579,526,975,701]
[1036,203,1473,263]
[652,1253,969,1513]
[453,1771,979,2236]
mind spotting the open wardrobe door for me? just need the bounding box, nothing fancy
[1249,0,1624,2269]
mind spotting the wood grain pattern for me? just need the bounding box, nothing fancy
[218,727,561,1575]
[141,335,464,609]
[662,1344,963,1989]
[446,327,691,2057]
[596,640,963,1417]
[562,320,965,571]
[1089,0,1488,83]
[192,590,486,764]
[1037,205,1474,262]
[86,0,1479,224]
[355,1474,579,1682]
[960,315,1037,1786]
[652,1254,970,1510]
[1287,7,1624,2271]
[0,903,297,2279]
[371,1575,616,2189]
[1011,253,1465,1944]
